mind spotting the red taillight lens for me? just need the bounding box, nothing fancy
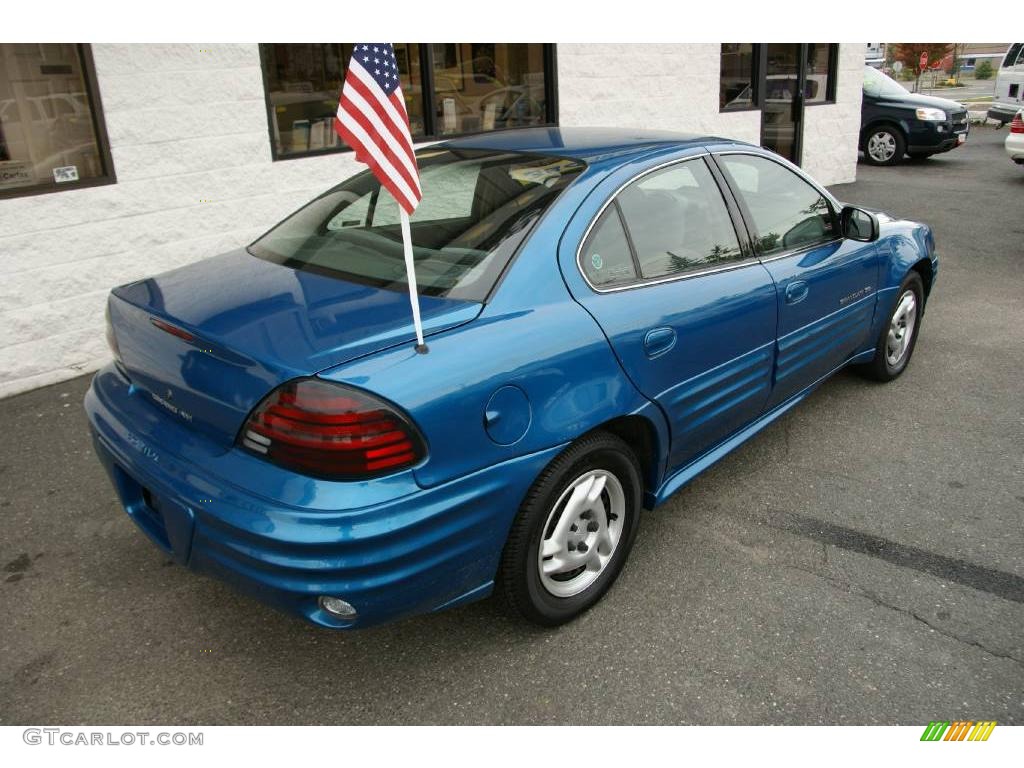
[1011,114,1024,134]
[105,301,121,362]
[238,379,425,480]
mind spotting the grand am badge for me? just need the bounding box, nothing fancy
[150,389,193,423]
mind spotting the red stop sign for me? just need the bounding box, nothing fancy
[919,52,929,70]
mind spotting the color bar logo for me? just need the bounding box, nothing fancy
[920,721,997,741]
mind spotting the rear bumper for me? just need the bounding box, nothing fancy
[988,105,1020,123]
[85,364,563,629]
[1006,133,1024,162]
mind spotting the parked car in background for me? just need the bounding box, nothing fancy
[861,66,968,166]
[1006,110,1024,165]
[85,128,939,630]
[988,43,1023,126]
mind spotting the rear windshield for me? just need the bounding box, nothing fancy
[249,148,585,302]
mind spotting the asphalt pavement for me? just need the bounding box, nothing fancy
[1,125,1021,725]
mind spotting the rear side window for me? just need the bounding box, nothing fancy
[719,154,836,256]
[616,159,744,279]
[580,207,637,288]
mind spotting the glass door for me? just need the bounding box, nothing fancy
[760,43,804,163]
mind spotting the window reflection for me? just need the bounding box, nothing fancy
[720,44,758,111]
[260,43,423,158]
[432,43,548,135]
[720,154,836,256]
[617,160,743,279]
[0,44,109,196]
[804,43,834,104]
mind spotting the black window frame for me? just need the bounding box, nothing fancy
[0,43,116,200]
[259,43,559,163]
[719,43,839,114]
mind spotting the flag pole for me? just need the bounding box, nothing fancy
[398,205,428,354]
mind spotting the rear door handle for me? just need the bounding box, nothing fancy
[643,327,676,359]
[784,280,809,304]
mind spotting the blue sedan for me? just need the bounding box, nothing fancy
[85,128,938,628]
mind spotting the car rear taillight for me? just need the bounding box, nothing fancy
[1011,114,1024,134]
[104,300,121,362]
[238,379,425,480]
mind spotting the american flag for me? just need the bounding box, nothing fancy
[334,43,422,214]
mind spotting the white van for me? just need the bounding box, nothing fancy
[989,43,1024,125]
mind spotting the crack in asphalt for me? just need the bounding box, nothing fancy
[755,506,1024,604]
[781,561,1024,667]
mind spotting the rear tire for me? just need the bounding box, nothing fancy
[857,272,925,382]
[498,431,642,626]
[862,126,906,166]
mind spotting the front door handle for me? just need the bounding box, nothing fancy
[785,280,809,304]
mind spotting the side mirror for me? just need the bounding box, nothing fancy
[841,205,879,242]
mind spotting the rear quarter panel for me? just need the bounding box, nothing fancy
[319,168,669,492]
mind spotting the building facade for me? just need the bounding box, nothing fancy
[0,43,864,398]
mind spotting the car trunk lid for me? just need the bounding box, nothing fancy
[109,248,480,452]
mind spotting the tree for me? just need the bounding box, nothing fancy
[888,43,954,76]
[975,60,994,80]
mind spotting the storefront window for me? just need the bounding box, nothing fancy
[804,43,837,104]
[720,44,758,111]
[260,43,424,159]
[0,44,113,198]
[431,43,548,135]
[258,43,555,160]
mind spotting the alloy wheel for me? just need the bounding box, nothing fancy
[537,469,625,598]
[868,131,897,163]
[886,290,917,367]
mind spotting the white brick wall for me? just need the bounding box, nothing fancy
[557,43,862,185]
[800,43,865,186]
[557,43,764,145]
[0,43,366,398]
[0,43,862,398]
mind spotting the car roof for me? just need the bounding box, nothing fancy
[434,127,749,163]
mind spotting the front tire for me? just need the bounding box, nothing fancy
[863,126,906,166]
[858,272,924,382]
[498,431,642,626]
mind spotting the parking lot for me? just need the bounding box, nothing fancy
[1,124,1021,725]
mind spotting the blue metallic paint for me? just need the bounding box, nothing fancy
[84,128,937,629]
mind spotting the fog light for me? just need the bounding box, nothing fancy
[318,595,357,619]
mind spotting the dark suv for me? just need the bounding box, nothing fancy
[861,66,969,166]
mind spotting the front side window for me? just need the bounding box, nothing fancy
[250,149,584,301]
[616,159,744,279]
[863,66,910,98]
[1003,43,1023,68]
[719,154,836,256]
[0,44,113,198]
